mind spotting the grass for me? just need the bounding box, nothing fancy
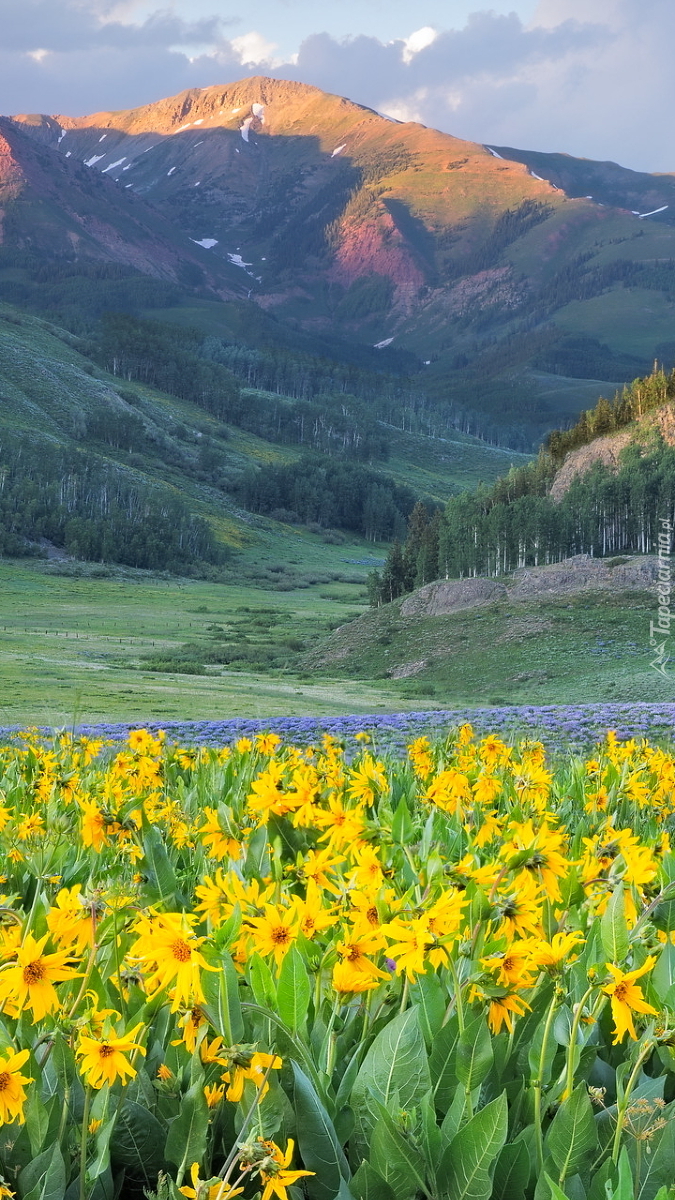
[302,588,671,707]
[0,557,434,726]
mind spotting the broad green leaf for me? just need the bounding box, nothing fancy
[277,945,311,1033]
[601,883,629,964]
[164,1082,209,1179]
[409,978,445,1046]
[438,1092,508,1200]
[245,824,270,878]
[456,1014,493,1093]
[292,1062,350,1200]
[24,1089,52,1160]
[351,1008,431,1158]
[440,1085,471,1144]
[651,940,675,1000]
[429,1017,459,1114]
[201,950,244,1043]
[370,1109,428,1200]
[392,798,415,845]
[492,1140,531,1200]
[19,1143,66,1200]
[543,1174,569,1200]
[545,1083,597,1179]
[112,1101,167,1185]
[142,823,183,908]
[351,1163,396,1200]
[248,951,278,1009]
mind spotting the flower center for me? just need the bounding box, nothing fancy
[0,1072,10,1092]
[171,938,192,963]
[614,982,629,1002]
[99,1045,115,1058]
[271,927,291,945]
[23,960,46,985]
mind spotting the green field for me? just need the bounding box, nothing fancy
[0,557,429,726]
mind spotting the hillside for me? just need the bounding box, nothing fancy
[302,554,666,705]
[0,302,523,562]
[5,77,675,441]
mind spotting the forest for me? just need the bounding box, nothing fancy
[371,369,675,602]
[0,431,224,571]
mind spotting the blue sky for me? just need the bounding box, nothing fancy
[0,0,672,172]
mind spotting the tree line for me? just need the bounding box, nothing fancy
[0,432,224,571]
[370,368,675,602]
[236,455,417,542]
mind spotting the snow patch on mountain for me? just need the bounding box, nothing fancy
[167,167,176,176]
[485,146,504,159]
[374,337,394,348]
[252,103,265,123]
[331,144,346,157]
[639,205,669,218]
[84,155,105,167]
[98,134,107,143]
[227,253,254,276]
[240,118,253,143]
[57,129,67,144]
[192,238,218,249]
[102,158,126,173]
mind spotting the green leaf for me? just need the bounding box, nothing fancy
[164,1081,209,1179]
[428,1018,459,1114]
[455,1014,493,1093]
[409,978,445,1046]
[112,1101,167,1185]
[292,1062,350,1200]
[440,1085,472,1145]
[601,883,629,964]
[651,940,675,1001]
[545,1083,597,1179]
[438,1092,508,1200]
[543,1174,569,1200]
[245,824,270,878]
[24,1089,52,1160]
[392,799,415,845]
[351,1008,431,1159]
[142,823,183,908]
[248,951,278,1010]
[201,950,244,1044]
[351,1163,396,1200]
[277,945,311,1034]
[492,1140,531,1200]
[370,1108,428,1200]
[19,1143,66,1200]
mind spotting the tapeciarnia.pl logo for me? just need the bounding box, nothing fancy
[649,518,673,677]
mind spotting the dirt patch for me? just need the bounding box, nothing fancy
[389,659,427,678]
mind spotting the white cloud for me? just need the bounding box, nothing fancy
[0,1,673,172]
[230,30,279,66]
[401,26,437,65]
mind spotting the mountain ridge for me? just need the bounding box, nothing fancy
[4,76,675,441]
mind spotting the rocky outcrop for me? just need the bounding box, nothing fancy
[550,403,675,501]
[398,555,661,619]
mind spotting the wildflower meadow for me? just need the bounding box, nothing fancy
[0,723,674,1200]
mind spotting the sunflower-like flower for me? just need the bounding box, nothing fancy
[0,933,80,1020]
[128,912,215,1010]
[603,957,659,1044]
[179,1163,244,1200]
[76,1023,145,1089]
[0,1049,32,1124]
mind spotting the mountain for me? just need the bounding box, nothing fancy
[0,115,245,295]
[5,76,675,442]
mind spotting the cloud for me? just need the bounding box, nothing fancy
[0,0,672,172]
